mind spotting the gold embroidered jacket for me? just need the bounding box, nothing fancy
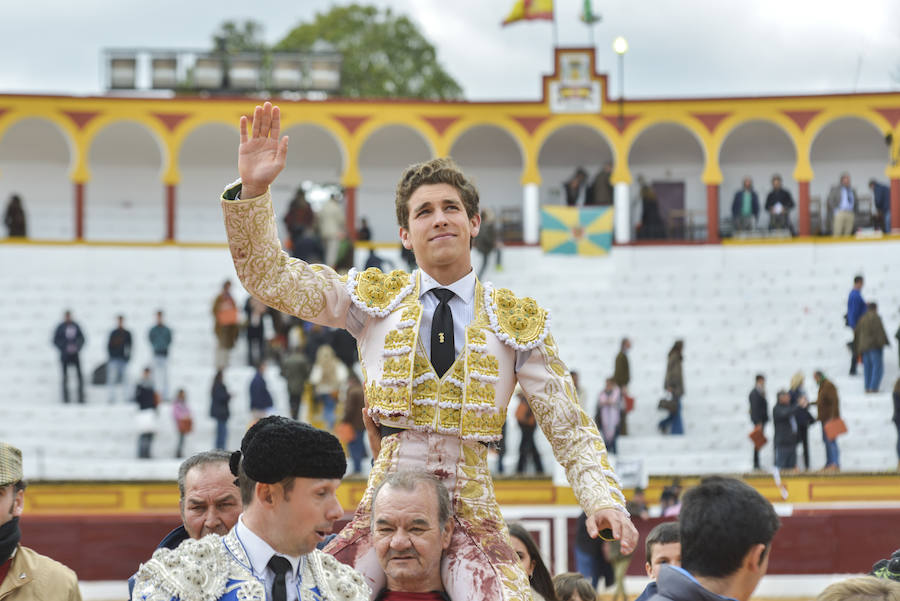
[221,184,626,516]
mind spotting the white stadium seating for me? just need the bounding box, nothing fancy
[0,239,897,480]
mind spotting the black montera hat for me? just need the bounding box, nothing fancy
[230,416,346,483]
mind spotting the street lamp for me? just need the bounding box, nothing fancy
[613,36,628,130]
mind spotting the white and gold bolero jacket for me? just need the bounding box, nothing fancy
[221,183,626,516]
[132,530,369,601]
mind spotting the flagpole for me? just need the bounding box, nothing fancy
[551,0,558,48]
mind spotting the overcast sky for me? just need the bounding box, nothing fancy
[2,0,899,100]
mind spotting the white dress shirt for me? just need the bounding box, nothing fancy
[346,267,531,371]
[235,515,304,601]
[418,269,477,360]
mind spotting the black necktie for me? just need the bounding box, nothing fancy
[268,556,291,601]
[431,288,455,377]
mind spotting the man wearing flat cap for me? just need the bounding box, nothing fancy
[133,417,369,601]
[0,442,83,601]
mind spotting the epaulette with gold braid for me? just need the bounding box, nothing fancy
[346,267,415,317]
[483,283,550,351]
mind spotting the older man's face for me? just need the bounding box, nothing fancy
[372,482,453,593]
[180,462,242,539]
[0,484,24,528]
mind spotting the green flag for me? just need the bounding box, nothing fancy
[581,0,601,23]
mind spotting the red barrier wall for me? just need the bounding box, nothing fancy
[20,509,900,581]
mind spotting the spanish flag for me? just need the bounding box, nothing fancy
[502,0,554,26]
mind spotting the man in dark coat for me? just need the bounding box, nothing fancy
[614,338,631,435]
[772,390,807,469]
[53,310,85,404]
[748,375,768,470]
[855,302,890,393]
[764,175,795,234]
[869,179,891,232]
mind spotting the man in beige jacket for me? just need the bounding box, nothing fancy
[0,442,82,601]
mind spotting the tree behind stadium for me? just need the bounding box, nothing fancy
[274,3,464,100]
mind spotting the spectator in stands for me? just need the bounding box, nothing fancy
[896,320,900,370]
[209,370,231,450]
[107,314,133,404]
[563,167,588,206]
[135,367,158,459]
[816,576,900,600]
[515,391,545,474]
[370,471,454,600]
[53,310,85,404]
[637,175,666,240]
[788,372,815,471]
[310,345,348,432]
[894,378,900,471]
[281,339,311,421]
[652,477,779,601]
[870,179,891,232]
[773,389,808,470]
[595,377,622,455]
[364,247,393,272]
[660,486,681,518]
[132,417,367,601]
[318,193,345,268]
[552,572,596,601]
[731,177,759,232]
[331,328,359,371]
[574,511,613,590]
[0,443,83,600]
[212,280,239,370]
[627,487,650,520]
[827,173,860,236]
[765,174,795,234]
[856,302,890,393]
[249,360,275,422]
[291,228,325,265]
[127,450,243,599]
[476,208,502,279]
[748,375,769,471]
[148,310,172,403]
[613,338,631,436]
[341,372,367,475]
[172,389,192,459]
[400,244,417,271]
[303,323,333,365]
[608,536,634,601]
[847,275,867,376]
[507,522,559,601]
[244,296,268,367]
[283,187,315,256]
[589,162,614,206]
[814,370,841,471]
[660,340,685,435]
[3,193,25,237]
[634,521,681,601]
[357,216,372,241]
[333,232,356,274]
